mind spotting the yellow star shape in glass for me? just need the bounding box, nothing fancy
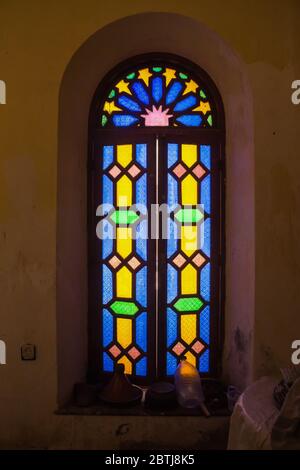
[138,68,152,86]
[116,80,131,95]
[163,68,177,86]
[193,101,211,115]
[103,101,122,114]
[183,79,199,95]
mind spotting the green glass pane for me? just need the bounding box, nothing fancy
[200,89,207,98]
[101,115,108,126]
[152,67,162,72]
[207,115,213,126]
[111,301,139,316]
[126,72,135,80]
[175,208,203,223]
[108,89,115,99]
[179,72,188,80]
[111,210,139,225]
[174,297,203,312]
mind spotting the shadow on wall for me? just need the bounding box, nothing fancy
[56,12,255,405]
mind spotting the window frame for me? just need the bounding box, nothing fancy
[88,53,225,384]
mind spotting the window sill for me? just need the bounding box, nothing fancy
[56,402,231,417]
[56,378,231,417]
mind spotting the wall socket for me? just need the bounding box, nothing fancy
[21,343,36,361]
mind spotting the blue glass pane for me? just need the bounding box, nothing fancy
[136,144,147,168]
[173,95,197,112]
[112,114,139,126]
[200,263,210,302]
[136,357,147,376]
[103,146,113,169]
[136,266,147,308]
[167,218,178,257]
[103,309,113,347]
[118,95,141,112]
[166,81,183,105]
[200,145,211,170]
[136,312,147,352]
[167,352,178,375]
[102,175,113,205]
[202,218,210,256]
[176,115,202,126]
[168,174,178,208]
[199,349,209,373]
[103,265,113,304]
[103,352,114,372]
[167,308,177,347]
[167,264,178,303]
[136,174,147,206]
[132,81,149,105]
[152,77,163,102]
[202,218,211,257]
[201,175,211,215]
[102,223,113,259]
[200,306,210,344]
[136,220,147,261]
[167,143,178,168]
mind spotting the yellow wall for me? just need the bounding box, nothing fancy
[0,0,300,448]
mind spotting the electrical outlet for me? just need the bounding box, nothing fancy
[21,343,36,361]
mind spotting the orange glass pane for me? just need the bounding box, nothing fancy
[118,355,132,374]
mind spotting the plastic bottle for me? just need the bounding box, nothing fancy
[174,356,205,409]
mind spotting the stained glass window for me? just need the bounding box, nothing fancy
[99,143,151,376]
[166,143,211,375]
[100,66,214,128]
[89,55,224,383]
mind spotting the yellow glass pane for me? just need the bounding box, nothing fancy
[181,314,197,345]
[138,68,152,86]
[163,68,176,86]
[117,144,132,168]
[103,101,122,114]
[118,355,132,374]
[117,175,132,207]
[193,101,211,115]
[181,175,198,205]
[117,318,132,348]
[116,266,132,298]
[181,225,198,257]
[181,264,197,295]
[184,351,196,367]
[181,144,197,168]
[116,80,131,95]
[116,227,132,259]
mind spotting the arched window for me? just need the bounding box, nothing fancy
[88,54,225,384]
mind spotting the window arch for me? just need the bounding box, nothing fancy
[88,53,225,384]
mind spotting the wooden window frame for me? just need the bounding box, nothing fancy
[88,53,225,384]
